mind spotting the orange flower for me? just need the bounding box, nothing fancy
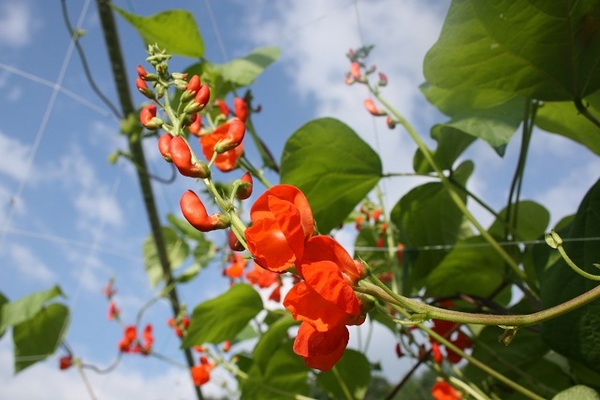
[234,97,248,122]
[284,237,362,331]
[245,263,279,288]
[432,380,462,400]
[244,185,314,272]
[118,325,137,352]
[224,253,247,278]
[191,355,214,386]
[293,321,349,372]
[200,120,244,172]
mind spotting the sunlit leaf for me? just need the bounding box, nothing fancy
[317,349,371,400]
[424,0,600,101]
[113,7,204,58]
[0,286,63,333]
[488,200,550,241]
[13,304,70,373]
[215,47,280,86]
[183,284,262,346]
[281,118,382,233]
[552,385,600,400]
[143,227,190,288]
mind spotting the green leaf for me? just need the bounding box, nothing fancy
[112,7,204,58]
[0,286,63,333]
[541,178,600,373]
[215,47,280,87]
[424,0,600,101]
[552,385,600,400]
[414,125,476,174]
[281,118,382,233]
[426,235,507,300]
[252,315,297,373]
[142,227,190,288]
[183,284,263,346]
[390,161,472,290]
[167,213,205,242]
[354,225,388,273]
[0,292,9,338]
[536,91,600,156]
[419,83,524,156]
[465,325,550,389]
[316,349,371,400]
[488,200,550,241]
[13,303,70,373]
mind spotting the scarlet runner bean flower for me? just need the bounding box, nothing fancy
[170,136,211,179]
[224,252,247,279]
[190,355,214,386]
[245,263,280,288]
[235,172,253,200]
[199,119,245,172]
[233,97,248,122]
[180,190,230,232]
[431,317,473,364]
[432,380,462,400]
[139,104,163,129]
[293,322,349,372]
[244,184,314,272]
[364,98,387,116]
[59,355,73,370]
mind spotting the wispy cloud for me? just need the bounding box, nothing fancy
[0,3,38,48]
[0,131,31,181]
[6,243,56,284]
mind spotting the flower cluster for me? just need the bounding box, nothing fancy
[244,184,367,371]
[190,355,214,386]
[118,324,154,355]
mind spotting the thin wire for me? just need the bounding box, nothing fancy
[203,0,229,62]
[0,0,93,254]
[355,236,600,253]
[0,62,113,117]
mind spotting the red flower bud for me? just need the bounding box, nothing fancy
[186,75,201,93]
[234,97,248,122]
[136,77,154,99]
[386,115,397,129]
[214,118,245,154]
[139,104,162,129]
[395,343,403,358]
[350,62,361,80]
[236,172,253,200]
[137,65,148,78]
[364,98,387,116]
[158,133,173,162]
[59,355,73,370]
[189,114,202,136]
[194,85,211,109]
[431,341,443,364]
[180,190,230,232]
[228,229,245,251]
[215,99,230,116]
[170,136,210,178]
[378,72,388,86]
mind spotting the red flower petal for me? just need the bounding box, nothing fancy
[432,380,462,400]
[293,322,348,372]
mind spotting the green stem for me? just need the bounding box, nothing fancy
[574,98,600,129]
[76,363,99,400]
[332,365,354,400]
[372,89,526,281]
[95,2,203,399]
[557,244,600,281]
[357,269,600,327]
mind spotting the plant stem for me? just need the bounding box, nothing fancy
[574,98,600,129]
[372,89,526,281]
[95,2,203,398]
[357,270,600,327]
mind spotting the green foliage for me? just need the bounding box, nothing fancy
[281,117,382,233]
[183,284,263,346]
[552,385,600,400]
[541,178,600,373]
[413,125,476,173]
[0,285,63,334]
[13,303,70,373]
[142,227,190,287]
[316,349,372,400]
[215,46,281,87]
[424,0,600,102]
[391,161,472,291]
[488,200,550,242]
[113,7,204,58]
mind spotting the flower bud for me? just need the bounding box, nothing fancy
[235,172,253,200]
[228,229,245,251]
[214,118,245,153]
[350,62,361,80]
[170,136,210,178]
[137,65,148,78]
[386,115,396,129]
[234,97,248,122]
[136,77,154,99]
[189,114,202,136]
[180,190,231,232]
[378,72,388,86]
[364,98,387,116]
[140,104,163,129]
[215,99,230,116]
[158,133,174,162]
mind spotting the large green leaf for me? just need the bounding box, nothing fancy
[465,326,555,396]
[183,284,263,346]
[552,385,600,400]
[488,200,550,241]
[414,125,476,173]
[536,90,600,156]
[419,83,524,156]
[426,235,507,300]
[143,227,189,288]
[113,7,204,58]
[280,118,382,233]
[316,349,371,400]
[541,178,600,373]
[424,0,600,101]
[391,161,473,290]
[0,286,63,333]
[0,292,9,338]
[215,47,280,87]
[13,304,70,373]
[252,315,297,373]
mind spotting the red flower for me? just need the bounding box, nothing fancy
[244,185,314,272]
[191,356,214,386]
[224,253,247,278]
[118,325,137,352]
[180,190,230,232]
[432,380,462,400]
[293,321,349,372]
[59,355,73,370]
[107,301,119,320]
[284,236,362,331]
[199,120,245,172]
[235,172,253,200]
[170,136,210,178]
[432,341,443,364]
[234,97,248,122]
[140,104,161,129]
[168,316,190,338]
[349,62,361,80]
[364,98,386,116]
[215,99,230,116]
[245,263,279,288]
[268,284,281,302]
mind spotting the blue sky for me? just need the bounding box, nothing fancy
[1,0,599,398]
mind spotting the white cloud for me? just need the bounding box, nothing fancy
[0,3,37,48]
[0,341,231,400]
[0,131,31,181]
[6,243,56,284]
